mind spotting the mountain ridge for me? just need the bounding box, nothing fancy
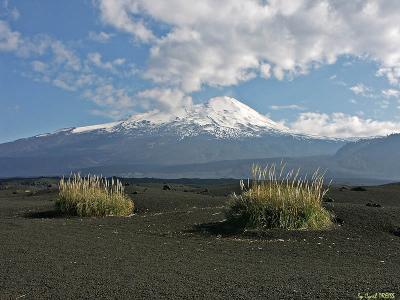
[0,97,347,177]
[26,97,344,142]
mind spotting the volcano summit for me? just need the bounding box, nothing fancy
[0,97,344,177]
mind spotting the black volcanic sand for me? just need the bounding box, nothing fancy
[0,178,399,299]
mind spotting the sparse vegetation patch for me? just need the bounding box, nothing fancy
[57,174,134,217]
[227,164,333,230]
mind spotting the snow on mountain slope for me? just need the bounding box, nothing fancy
[0,96,349,177]
[65,97,291,139]
[27,96,350,143]
[71,121,121,134]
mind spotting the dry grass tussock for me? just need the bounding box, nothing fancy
[57,174,134,217]
[227,163,333,230]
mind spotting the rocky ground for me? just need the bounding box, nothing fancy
[0,178,399,299]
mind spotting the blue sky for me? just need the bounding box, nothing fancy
[1,0,400,142]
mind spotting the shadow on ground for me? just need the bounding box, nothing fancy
[189,219,247,237]
[23,210,67,219]
[188,215,348,240]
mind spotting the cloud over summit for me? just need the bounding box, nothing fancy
[97,0,400,93]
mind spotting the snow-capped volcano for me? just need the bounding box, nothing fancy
[0,97,346,177]
[70,97,288,139]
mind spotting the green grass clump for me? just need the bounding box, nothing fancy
[227,164,333,230]
[57,174,134,217]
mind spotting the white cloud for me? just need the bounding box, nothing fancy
[136,88,192,112]
[349,85,397,109]
[273,67,285,81]
[87,52,113,70]
[0,20,20,51]
[349,83,373,97]
[0,20,141,118]
[270,104,305,111]
[91,108,130,119]
[1,0,20,20]
[53,78,76,91]
[355,111,365,117]
[96,0,155,42]
[31,60,48,73]
[51,41,81,71]
[260,63,271,79]
[286,112,400,138]
[83,84,135,113]
[10,8,19,20]
[88,31,114,43]
[379,99,390,109]
[349,99,357,104]
[87,52,127,72]
[113,58,125,65]
[96,0,400,94]
[377,66,400,85]
[382,88,400,98]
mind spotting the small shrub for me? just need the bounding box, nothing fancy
[57,174,134,217]
[227,164,333,230]
[163,184,171,190]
